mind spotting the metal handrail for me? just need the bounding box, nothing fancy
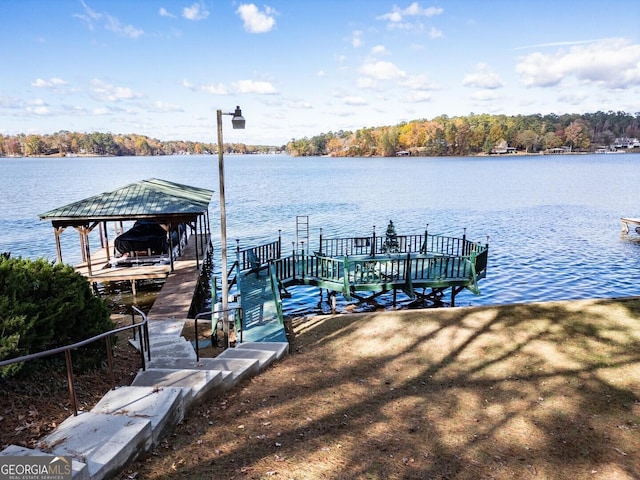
[0,306,150,416]
[194,305,243,361]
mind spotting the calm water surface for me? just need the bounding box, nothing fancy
[1,154,640,314]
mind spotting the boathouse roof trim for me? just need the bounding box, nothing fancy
[39,178,213,225]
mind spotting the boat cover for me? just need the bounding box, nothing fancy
[114,220,168,255]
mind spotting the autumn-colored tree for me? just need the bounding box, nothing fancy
[564,120,591,151]
[541,131,563,150]
[515,129,539,153]
[24,135,44,156]
[326,136,345,155]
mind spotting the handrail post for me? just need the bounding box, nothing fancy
[64,350,78,416]
[137,324,146,370]
[371,225,376,257]
[144,321,150,362]
[105,335,115,390]
[195,314,201,361]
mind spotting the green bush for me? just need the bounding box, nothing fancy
[0,256,115,378]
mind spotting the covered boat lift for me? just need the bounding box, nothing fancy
[39,178,214,288]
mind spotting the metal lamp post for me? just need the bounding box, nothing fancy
[217,106,245,347]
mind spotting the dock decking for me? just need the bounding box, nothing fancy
[77,234,211,320]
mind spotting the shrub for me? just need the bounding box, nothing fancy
[0,256,114,378]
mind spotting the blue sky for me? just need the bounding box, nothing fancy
[1,0,639,146]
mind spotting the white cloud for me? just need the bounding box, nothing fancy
[159,8,176,18]
[25,99,50,115]
[183,78,277,95]
[292,101,312,109]
[201,82,229,95]
[371,45,387,55]
[557,92,589,106]
[356,77,378,89]
[400,74,438,90]
[236,4,276,33]
[182,79,196,90]
[74,1,143,38]
[377,2,443,30]
[232,80,278,94]
[90,79,143,101]
[93,107,112,115]
[463,63,505,89]
[516,38,640,89]
[359,61,407,80]
[352,30,363,48]
[182,2,209,21]
[405,90,432,102]
[32,78,68,88]
[343,96,367,106]
[429,27,443,39]
[151,101,183,112]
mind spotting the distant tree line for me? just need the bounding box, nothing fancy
[286,111,640,157]
[0,131,284,157]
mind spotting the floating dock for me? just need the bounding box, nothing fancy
[226,226,489,344]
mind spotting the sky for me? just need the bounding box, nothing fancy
[1,0,639,146]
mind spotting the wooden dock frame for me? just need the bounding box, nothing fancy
[77,234,212,320]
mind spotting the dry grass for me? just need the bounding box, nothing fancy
[117,297,640,480]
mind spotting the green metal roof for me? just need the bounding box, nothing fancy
[39,178,213,223]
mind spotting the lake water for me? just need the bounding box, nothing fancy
[2,153,640,315]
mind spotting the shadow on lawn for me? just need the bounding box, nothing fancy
[128,298,640,479]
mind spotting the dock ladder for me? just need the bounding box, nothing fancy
[296,215,310,253]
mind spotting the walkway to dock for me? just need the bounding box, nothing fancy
[146,234,210,320]
[235,268,288,343]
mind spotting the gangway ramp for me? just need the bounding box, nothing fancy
[236,266,287,343]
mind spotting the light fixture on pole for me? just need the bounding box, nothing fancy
[217,106,245,347]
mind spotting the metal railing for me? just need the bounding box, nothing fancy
[237,239,281,271]
[318,232,485,258]
[194,305,243,361]
[0,306,150,416]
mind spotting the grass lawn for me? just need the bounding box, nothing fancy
[120,297,640,479]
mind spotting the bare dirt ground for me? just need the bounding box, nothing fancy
[3,298,640,479]
[0,333,141,449]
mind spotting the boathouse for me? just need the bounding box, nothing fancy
[39,178,213,291]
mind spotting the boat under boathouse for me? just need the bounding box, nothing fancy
[39,178,214,293]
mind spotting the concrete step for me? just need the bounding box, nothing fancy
[131,368,225,410]
[148,340,197,360]
[216,346,277,372]
[129,334,189,352]
[146,319,185,336]
[36,412,152,480]
[235,341,289,360]
[91,386,184,446]
[0,444,89,480]
[146,356,259,387]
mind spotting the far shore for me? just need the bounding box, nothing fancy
[3,149,639,159]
